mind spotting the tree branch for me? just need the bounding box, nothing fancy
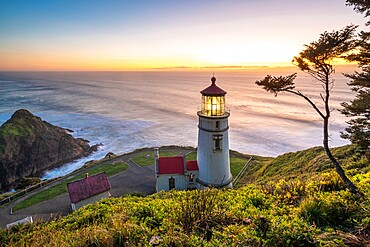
[285,89,326,119]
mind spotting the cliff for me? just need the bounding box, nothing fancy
[0,109,98,191]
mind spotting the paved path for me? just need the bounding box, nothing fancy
[0,147,193,228]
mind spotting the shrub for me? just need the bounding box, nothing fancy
[262,179,306,205]
[306,172,346,193]
[266,215,316,247]
[174,188,227,237]
[212,224,260,246]
[298,191,361,228]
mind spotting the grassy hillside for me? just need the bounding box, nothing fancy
[237,145,369,186]
[1,145,369,246]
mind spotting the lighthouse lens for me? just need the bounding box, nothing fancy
[201,95,225,116]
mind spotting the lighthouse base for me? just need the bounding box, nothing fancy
[196,178,232,189]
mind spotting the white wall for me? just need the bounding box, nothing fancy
[197,115,232,188]
[156,174,187,192]
[71,191,111,211]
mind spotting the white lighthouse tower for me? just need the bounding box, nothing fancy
[196,76,232,188]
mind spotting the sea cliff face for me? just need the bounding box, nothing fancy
[0,109,98,192]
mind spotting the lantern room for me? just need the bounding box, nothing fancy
[200,77,227,117]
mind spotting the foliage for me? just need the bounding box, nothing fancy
[293,25,357,81]
[346,0,370,25]
[299,190,361,228]
[255,73,296,96]
[341,2,370,153]
[175,188,227,236]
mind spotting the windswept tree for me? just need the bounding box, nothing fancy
[255,25,359,193]
[341,0,370,154]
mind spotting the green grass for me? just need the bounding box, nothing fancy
[185,151,197,161]
[230,157,249,177]
[13,162,128,212]
[238,145,368,185]
[87,162,129,177]
[131,150,178,166]
[0,123,30,137]
[13,182,68,211]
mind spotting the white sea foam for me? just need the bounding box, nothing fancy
[40,148,105,180]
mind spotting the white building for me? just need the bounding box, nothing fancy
[196,76,232,188]
[67,172,111,211]
[155,76,232,191]
[155,149,199,191]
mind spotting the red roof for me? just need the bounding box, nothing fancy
[186,160,199,171]
[158,156,184,175]
[67,172,111,203]
[200,77,227,96]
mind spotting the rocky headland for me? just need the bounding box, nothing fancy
[0,109,99,192]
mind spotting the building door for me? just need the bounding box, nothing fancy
[169,177,175,190]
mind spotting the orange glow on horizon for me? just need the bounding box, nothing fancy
[0,51,295,71]
[0,49,356,72]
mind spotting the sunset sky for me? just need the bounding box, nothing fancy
[0,0,366,71]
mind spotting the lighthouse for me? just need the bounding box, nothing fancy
[196,76,232,188]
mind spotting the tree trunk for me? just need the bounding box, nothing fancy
[323,117,358,193]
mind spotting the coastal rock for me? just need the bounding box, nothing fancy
[0,109,99,192]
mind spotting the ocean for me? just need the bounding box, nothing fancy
[0,70,355,179]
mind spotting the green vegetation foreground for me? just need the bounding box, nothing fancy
[1,145,369,246]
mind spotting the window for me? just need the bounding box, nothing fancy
[215,121,220,129]
[213,135,223,151]
[215,138,220,150]
[169,177,175,190]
